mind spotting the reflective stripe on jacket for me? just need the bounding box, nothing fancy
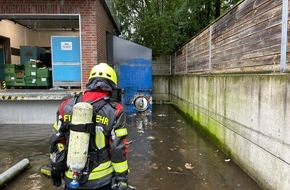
[50,91,128,188]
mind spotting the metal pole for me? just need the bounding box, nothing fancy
[280,0,288,72]
[0,158,30,187]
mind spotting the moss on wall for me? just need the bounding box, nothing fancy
[171,102,232,157]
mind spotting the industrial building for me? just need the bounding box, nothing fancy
[0,0,119,89]
[0,0,153,113]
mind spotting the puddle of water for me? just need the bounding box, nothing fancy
[127,105,262,190]
[0,124,60,190]
[0,105,263,190]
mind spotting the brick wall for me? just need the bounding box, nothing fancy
[0,0,117,89]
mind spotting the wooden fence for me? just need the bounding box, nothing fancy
[170,0,289,75]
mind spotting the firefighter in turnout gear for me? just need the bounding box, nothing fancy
[49,63,129,190]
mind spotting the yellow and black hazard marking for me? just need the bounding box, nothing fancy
[0,95,29,100]
[0,95,54,100]
[1,80,6,90]
[0,90,82,101]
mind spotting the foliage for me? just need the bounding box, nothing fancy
[113,0,240,56]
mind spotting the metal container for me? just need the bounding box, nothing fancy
[51,36,81,88]
[20,46,46,64]
[118,58,152,113]
[108,34,152,113]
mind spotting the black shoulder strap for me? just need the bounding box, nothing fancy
[73,92,83,105]
[68,96,113,133]
[91,97,111,113]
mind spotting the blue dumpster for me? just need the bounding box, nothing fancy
[107,34,152,113]
[117,58,152,113]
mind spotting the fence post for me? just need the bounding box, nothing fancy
[280,0,288,72]
[169,54,172,75]
[186,44,188,74]
[209,25,213,73]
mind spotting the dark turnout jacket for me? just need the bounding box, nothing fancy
[49,88,129,189]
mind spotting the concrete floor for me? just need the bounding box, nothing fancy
[0,105,262,190]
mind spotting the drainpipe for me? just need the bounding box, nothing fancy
[0,158,30,187]
[280,0,288,73]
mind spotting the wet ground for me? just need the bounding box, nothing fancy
[0,104,263,190]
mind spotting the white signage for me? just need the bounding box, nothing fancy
[61,42,72,50]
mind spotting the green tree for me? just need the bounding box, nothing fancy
[113,0,240,56]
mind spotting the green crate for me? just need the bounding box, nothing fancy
[15,71,25,77]
[4,64,15,74]
[5,64,25,78]
[36,77,52,86]
[6,81,14,86]
[25,76,37,85]
[15,76,24,82]
[13,77,25,86]
[5,76,15,86]
[4,73,14,78]
[25,67,37,77]
[25,83,37,87]
[25,61,43,68]
[25,61,37,68]
[15,64,25,70]
[4,64,15,68]
[5,76,15,81]
[13,82,25,87]
[37,68,52,78]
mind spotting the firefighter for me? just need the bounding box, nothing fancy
[49,63,129,190]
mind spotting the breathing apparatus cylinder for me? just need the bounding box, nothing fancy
[66,102,93,188]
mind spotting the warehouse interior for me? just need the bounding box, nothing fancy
[0,14,80,89]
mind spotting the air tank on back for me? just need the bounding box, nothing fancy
[67,102,93,188]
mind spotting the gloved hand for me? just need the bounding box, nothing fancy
[112,179,128,190]
[117,181,128,190]
[51,169,62,187]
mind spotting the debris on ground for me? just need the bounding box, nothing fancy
[158,114,166,117]
[185,163,194,170]
[147,136,156,140]
[150,163,159,170]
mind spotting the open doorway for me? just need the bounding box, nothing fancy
[0,43,4,81]
[0,36,11,89]
[0,14,81,89]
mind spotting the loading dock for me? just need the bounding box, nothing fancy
[0,0,120,90]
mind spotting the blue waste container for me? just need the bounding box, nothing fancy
[107,34,153,113]
[117,58,152,113]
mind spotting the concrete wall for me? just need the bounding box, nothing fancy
[152,76,170,103]
[0,20,29,63]
[165,0,290,187]
[0,100,61,124]
[169,74,290,190]
[28,31,79,47]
